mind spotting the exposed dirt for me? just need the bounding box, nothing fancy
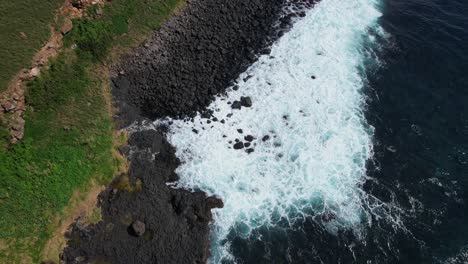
[41,67,129,263]
[41,182,105,264]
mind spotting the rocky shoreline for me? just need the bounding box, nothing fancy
[61,0,316,263]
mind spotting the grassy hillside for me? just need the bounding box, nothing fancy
[0,0,184,262]
[0,0,63,91]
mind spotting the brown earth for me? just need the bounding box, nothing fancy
[41,182,105,264]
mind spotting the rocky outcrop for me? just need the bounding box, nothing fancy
[112,0,317,125]
[0,89,25,143]
[61,0,317,263]
[70,0,86,9]
[61,127,224,264]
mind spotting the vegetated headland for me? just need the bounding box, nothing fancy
[0,0,315,263]
[0,0,184,263]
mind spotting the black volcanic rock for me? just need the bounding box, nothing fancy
[112,0,317,125]
[130,220,145,237]
[231,101,242,110]
[62,0,318,263]
[244,135,254,142]
[62,130,214,264]
[233,142,245,149]
[240,96,252,107]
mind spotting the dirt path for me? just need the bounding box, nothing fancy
[41,181,105,263]
[0,0,103,144]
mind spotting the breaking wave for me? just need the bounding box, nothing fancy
[162,0,384,261]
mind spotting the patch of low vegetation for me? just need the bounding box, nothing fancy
[66,18,113,61]
[0,52,115,262]
[0,0,63,91]
[0,0,185,262]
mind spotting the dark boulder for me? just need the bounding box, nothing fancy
[244,135,254,142]
[240,96,253,107]
[70,0,85,9]
[231,101,242,110]
[206,196,224,209]
[130,220,146,237]
[233,142,244,149]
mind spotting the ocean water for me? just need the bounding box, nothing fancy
[160,0,468,263]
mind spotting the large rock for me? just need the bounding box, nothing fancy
[30,67,40,78]
[205,196,224,209]
[61,18,73,35]
[240,96,252,107]
[10,116,25,131]
[1,100,16,112]
[244,135,254,142]
[233,142,244,149]
[10,129,24,140]
[130,220,145,237]
[71,0,86,9]
[231,101,242,110]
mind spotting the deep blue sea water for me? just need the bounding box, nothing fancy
[364,0,468,262]
[165,0,468,263]
[227,0,468,262]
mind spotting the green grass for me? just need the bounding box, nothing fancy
[0,0,63,91]
[0,52,115,262]
[0,0,184,262]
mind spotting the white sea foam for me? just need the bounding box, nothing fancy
[161,0,383,261]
